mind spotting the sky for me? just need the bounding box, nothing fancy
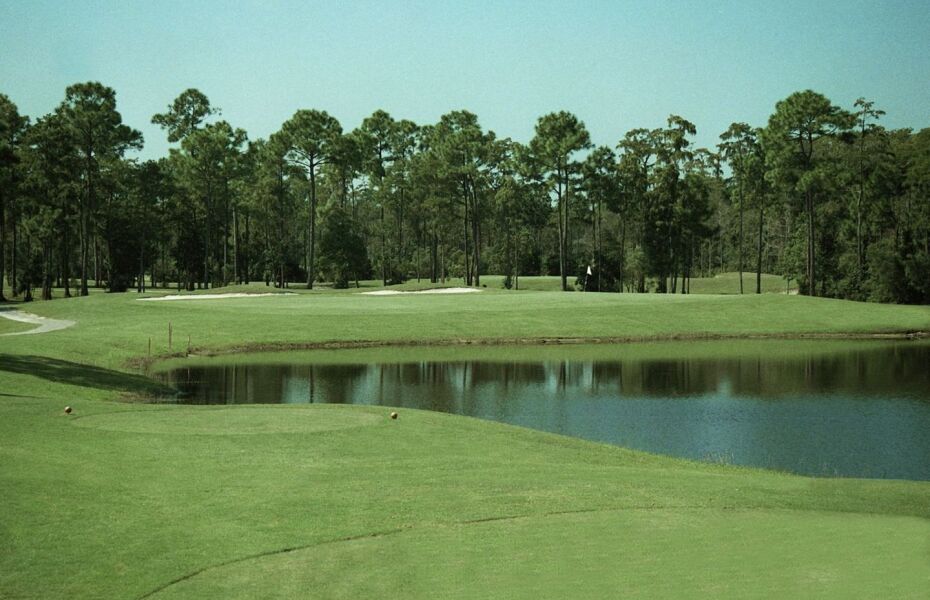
[2,0,928,160]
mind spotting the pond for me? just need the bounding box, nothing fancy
[154,340,930,481]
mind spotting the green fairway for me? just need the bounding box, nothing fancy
[1,288,929,598]
[3,289,928,370]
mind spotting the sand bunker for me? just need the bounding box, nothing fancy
[362,287,481,296]
[138,293,296,301]
[0,309,76,335]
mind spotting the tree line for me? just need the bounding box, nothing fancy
[0,84,928,303]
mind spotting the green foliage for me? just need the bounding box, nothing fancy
[528,111,592,290]
[2,84,928,305]
[151,88,217,143]
[317,205,369,288]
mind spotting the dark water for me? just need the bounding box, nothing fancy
[156,342,930,480]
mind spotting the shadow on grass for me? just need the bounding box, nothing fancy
[0,354,171,396]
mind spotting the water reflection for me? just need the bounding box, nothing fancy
[157,342,930,480]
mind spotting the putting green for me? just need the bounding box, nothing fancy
[151,508,930,599]
[71,405,384,435]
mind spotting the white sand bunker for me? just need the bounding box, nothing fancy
[362,287,482,296]
[0,309,76,335]
[138,292,296,302]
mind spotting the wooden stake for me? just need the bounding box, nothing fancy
[168,322,173,350]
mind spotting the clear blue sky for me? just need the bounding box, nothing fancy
[2,0,928,160]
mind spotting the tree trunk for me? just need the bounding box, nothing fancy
[738,180,744,294]
[398,187,405,274]
[756,201,764,294]
[563,181,571,291]
[138,223,146,293]
[22,236,32,302]
[380,173,387,286]
[203,202,210,289]
[243,213,251,285]
[513,240,519,290]
[93,229,101,288]
[0,190,5,301]
[429,232,435,283]
[470,181,480,287]
[415,229,420,282]
[223,181,229,286]
[806,189,816,296]
[79,196,88,296]
[462,183,471,286]
[557,170,567,291]
[42,241,53,301]
[232,205,239,284]
[618,219,626,293]
[62,229,71,297]
[307,166,317,289]
[596,196,601,291]
[856,183,863,277]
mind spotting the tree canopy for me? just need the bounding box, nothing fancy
[2,83,928,304]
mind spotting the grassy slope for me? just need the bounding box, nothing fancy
[1,289,929,598]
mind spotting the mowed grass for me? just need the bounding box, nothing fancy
[160,509,930,599]
[3,397,930,599]
[3,288,928,370]
[1,288,930,598]
[0,317,33,334]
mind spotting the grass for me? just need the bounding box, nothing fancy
[1,286,929,598]
[157,508,930,599]
[0,317,33,334]
[3,289,929,370]
[495,274,566,291]
[676,272,797,294]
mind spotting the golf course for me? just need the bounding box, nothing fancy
[5,1,930,596]
[2,284,930,598]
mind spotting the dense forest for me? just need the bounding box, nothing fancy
[0,84,928,303]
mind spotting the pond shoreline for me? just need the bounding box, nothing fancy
[131,329,929,371]
[155,342,930,480]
